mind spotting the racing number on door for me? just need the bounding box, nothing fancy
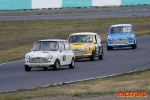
[62,55,66,61]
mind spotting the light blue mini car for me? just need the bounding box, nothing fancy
[107,24,137,50]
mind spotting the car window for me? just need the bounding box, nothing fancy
[60,43,65,51]
[96,35,101,43]
[94,35,97,43]
[33,43,40,51]
[51,43,59,51]
[64,42,71,50]
[69,35,93,43]
[110,26,132,34]
[32,42,59,51]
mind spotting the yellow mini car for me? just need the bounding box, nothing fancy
[68,32,104,61]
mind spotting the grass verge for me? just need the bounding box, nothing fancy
[0,16,150,64]
[0,68,149,100]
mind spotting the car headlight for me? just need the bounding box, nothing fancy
[108,36,113,40]
[47,54,53,59]
[84,46,90,50]
[128,35,134,39]
[25,54,30,60]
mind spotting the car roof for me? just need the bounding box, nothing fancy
[70,32,98,36]
[38,39,67,42]
[110,24,132,27]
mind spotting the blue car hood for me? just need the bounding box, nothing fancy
[109,33,131,39]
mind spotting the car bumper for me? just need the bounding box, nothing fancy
[75,54,92,58]
[108,43,134,47]
[72,49,92,58]
[25,62,54,68]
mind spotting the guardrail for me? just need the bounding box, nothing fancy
[0,0,150,11]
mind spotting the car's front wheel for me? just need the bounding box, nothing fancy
[107,45,113,50]
[69,58,75,69]
[53,59,60,70]
[24,65,31,71]
[132,41,136,49]
[43,67,48,70]
[90,51,95,61]
[99,49,104,60]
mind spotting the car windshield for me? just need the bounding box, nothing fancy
[110,26,132,34]
[32,42,59,51]
[69,35,93,43]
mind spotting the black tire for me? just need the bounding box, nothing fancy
[135,41,137,48]
[132,41,136,49]
[135,44,137,48]
[43,67,48,70]
[75,59,78,62]
[107,45,113,50]
[69,58,75,69]
[99,49,104,60]
[24,65,31,71]
[53,59,60,70]
[90,51,95,61]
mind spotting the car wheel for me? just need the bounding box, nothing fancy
[107,45,113,50]
[43,67,48,70]
[53,59,60,70]
[24,65,31,71]
[135,41,137,48]
[132,41,136,49]
[99,50,104,60]
[69,58,75,69]
[90,51,95,61]
[75,59,78,62]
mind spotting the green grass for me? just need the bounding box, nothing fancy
[0,68,149,100]
[0,16,150,100]
[0,16,150,63]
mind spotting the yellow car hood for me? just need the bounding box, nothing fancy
[70,42,90,50]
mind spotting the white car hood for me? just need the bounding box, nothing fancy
[27,51,57,58]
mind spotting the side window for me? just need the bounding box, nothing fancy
[60,43,65,51]
[96,35,101,43]
[94,35,97,43]
[64,42,71,50]
[33,42,40,51]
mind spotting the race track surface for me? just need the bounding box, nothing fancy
[0,35,150,93]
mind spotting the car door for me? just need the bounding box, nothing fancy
[64,42,73,65]
[59,43,67,65]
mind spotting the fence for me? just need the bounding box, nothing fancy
[0,0,150,10]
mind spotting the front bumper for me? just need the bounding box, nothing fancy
[75,54,92,58]
[108,43,134,47]
[72,49,92,58]
[25,62,54,68]
[107,38,135,47]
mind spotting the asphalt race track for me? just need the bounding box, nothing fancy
[0,35,150,93]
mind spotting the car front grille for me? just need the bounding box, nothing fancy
[29,57,49,63]
[72,49,87,56]
[112,39,129,44]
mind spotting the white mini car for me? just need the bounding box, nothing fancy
[24,39,75,71]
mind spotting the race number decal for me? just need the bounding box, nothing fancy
[62,55,66,61]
